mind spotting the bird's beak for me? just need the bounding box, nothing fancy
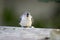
[27,13,29,17]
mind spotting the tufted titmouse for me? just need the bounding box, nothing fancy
[19,11,34,28]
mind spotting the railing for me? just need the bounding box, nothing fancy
[0,26,60,40]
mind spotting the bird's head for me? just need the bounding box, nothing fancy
[23,11,30,17]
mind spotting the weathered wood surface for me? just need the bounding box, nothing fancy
[0,26,52,40]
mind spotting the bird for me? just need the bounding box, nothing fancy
[19,11,34,28]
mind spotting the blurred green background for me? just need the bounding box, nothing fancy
[0,0,60,28]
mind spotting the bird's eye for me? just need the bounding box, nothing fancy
[27,13,29,17]
[27,13,29,15]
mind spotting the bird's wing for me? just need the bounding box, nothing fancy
[31,17,34,25]
[18,15,22,23]
[18,17,21,23]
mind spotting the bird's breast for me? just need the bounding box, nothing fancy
[20,18,32,26]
